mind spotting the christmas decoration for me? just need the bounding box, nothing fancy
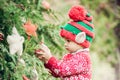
[31,68,38,80]
[22,75,30,80]
[7,27,24,56]
[42,0,50,10]
[35,49,41,54]
[23,20,37,37]
[0,32,4,41]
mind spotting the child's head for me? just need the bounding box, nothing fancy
[60,5,95,49]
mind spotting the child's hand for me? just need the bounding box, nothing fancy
[35,43,52,63]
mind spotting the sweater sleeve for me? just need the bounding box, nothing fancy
[44,52,91,77]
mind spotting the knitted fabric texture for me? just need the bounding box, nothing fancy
[44,50,91,80]
[60,5,95,48]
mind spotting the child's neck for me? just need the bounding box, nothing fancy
[72,48,89,54]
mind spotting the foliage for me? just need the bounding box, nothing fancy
[0,0,62,80]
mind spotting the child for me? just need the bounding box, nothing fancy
[35,5,94,80]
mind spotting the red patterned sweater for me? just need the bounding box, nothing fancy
[44,48,92,80]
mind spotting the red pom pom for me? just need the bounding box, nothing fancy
[68,5,87,21]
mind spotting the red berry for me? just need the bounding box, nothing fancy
[35,49,41,54]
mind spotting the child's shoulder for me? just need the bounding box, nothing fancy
[62,51,90,60]
[77,50,89,55]
[76,51,91,61]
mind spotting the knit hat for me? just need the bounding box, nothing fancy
[60,5,95,48]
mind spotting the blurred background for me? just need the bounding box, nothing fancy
[0,0,120,80]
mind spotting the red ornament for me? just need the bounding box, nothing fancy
[68,5,87,21]
[34,49,41,54]
[0,33,4,41]
[22,75,30,80]
[23,20,37,37]
[42,0,50,10]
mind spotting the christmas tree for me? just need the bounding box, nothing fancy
[0,0,62,80]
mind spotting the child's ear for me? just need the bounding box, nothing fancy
[75,32,86,43]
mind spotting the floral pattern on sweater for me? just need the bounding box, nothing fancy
[44,49,91,80]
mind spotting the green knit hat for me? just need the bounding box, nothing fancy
[60,5,95,48]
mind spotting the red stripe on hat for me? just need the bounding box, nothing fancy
[69,21,94,38]
[60,29,75,41]
[85,16,93,21]
[83,20,94,28]
[60,29,90,48]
